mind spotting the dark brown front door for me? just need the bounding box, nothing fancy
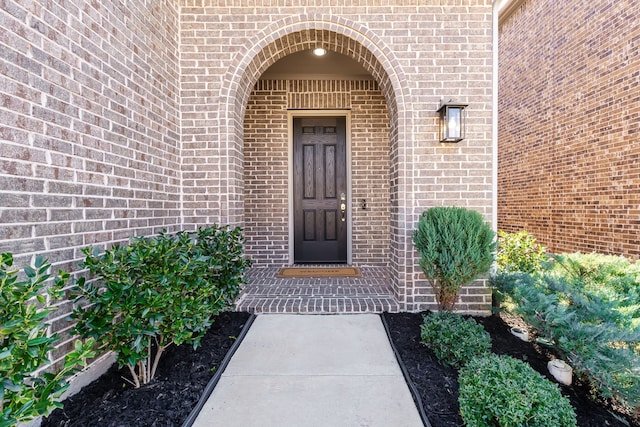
[293,116,347,263]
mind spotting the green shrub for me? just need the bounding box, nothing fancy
[496,230,548,273]
[494,269,640,412]
[550,253,640,323]
[413,207,495,311]
[0,254,95,426]
[72,225,250,388]
[459,354,577,427]
[420,312,491,369]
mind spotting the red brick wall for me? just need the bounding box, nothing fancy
[498,0,640,258]
[244,80,390,267]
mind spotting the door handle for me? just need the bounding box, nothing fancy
[340,193,346,222]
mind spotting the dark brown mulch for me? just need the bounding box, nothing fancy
[43,310,637,426]
[42,311,252,427]
[383,311,639,427]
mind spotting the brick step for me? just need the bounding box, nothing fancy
[236,266,400,313]
[239,284,396,297]
[235,294,400,314]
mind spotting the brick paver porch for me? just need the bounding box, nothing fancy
[235,266,400,314]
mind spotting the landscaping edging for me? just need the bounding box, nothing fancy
[43,311,637,426]
[380,313,431,427]
[182,314,256,427]
[383,311,639,427]
[43,312,254,427]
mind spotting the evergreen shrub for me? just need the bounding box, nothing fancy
[413,206,495,311]
[494,256,640,412]
[549,253,640,323]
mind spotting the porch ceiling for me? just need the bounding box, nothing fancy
[261,50,373,80]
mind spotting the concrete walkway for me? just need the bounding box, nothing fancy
[192,314,424,427]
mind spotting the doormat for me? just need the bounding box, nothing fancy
[276,267,361,278]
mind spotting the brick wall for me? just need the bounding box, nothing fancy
[0,0,181,364]
[350,81,391,267]
[180,0,494,312]
[244,79,391,267]
[0,0,494,345]
[244,80,289,265]
[0,0,494,381]
[499,0,640,258]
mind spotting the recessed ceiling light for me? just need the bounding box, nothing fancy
[313,48,327,56]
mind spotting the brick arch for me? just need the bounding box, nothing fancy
[219,15,414,305]
[222,15,409,127]
[219,14,412,202]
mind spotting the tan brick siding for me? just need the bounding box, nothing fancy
[350,82,391,267]
[0,0,181,365]
[499,0,640,259]
[244,79,391,267]
[0,0,494,346]
[180,1,494,312]
[244,81,290,265]
[0,0,494,377]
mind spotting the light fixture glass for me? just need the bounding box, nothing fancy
[437,99,468,143]
[447,107,461,139]
[313,48,327,56]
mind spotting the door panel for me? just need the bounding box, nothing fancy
[294,117,347,263]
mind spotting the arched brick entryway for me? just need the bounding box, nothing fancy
[217,14,415,310]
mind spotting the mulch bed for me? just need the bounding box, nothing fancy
[43,310,637,426]
[43,311,252,427]
[383,311,639,427]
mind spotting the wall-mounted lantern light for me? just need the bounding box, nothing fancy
[437,99,468,143]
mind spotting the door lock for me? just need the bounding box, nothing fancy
[340,193,346,222]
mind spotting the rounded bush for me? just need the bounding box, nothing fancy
[413,206,495,310]
[420,312,491,369]
[459,354,577,427]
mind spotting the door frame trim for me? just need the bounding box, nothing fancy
[287,110,352,265]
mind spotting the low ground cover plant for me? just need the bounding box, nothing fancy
[413,206,495,311]
[420,312,491,369]
[72,225,250,388]
[459,354,577,427]
[493,248,640,415]
[0,254,95,426]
